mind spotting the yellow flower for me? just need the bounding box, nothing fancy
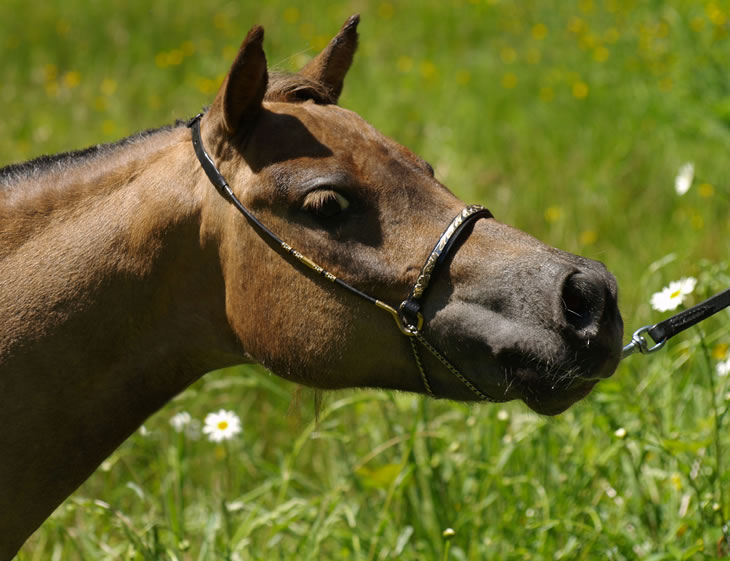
[378,2,394,19]
[167,49,184,66]
[196,77,218,95]
[712,343,728,360]
[56,20,71,37]
[213,12,229,31]
[181,41,195,56]
[580,230,597,245]
[155,53,169,68]
[44,82,59,98]
[63,71,81,88]
[500,47,517,64]
[539,86,554,102]
[568,17,586,34]
[299,22,314,40]
[44,64,58,81]
[420,60,437,80]
[100,78,117,96]
[283,7,299,24]
[312,35,329,51]
[455,70,471,85]
[604,28,621,43]
[102,120,116,135]
[544,205,562,223]
[593,46,610,62]
[670,472,682,491]
[397,56,413,73]
[659,78,673,92]
[531,23,548,40]
[572,81,589,99]
[698,183,714,198]
[691,213,704,230]
[707,4,727,26]
[579,0,594,14]
[222,45,237,61]
[501,72,517,89]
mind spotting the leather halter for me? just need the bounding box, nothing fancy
[189,114,503,402]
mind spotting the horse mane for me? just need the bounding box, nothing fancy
[0,72,333,189]
[0,121,189,189]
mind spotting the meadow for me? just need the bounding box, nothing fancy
[3,0,730,559]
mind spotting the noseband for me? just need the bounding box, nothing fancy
[189,114,503,402]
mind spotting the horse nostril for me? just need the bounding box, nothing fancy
[561,272,605,335]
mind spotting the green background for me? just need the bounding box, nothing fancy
[4,1,730,559]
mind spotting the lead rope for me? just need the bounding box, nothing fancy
[188,114,504,403]
[622,288,730,360]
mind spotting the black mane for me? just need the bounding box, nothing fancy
[0,120,190,189]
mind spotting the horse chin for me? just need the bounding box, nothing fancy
[513,372,599,416]
[494,344,621,415]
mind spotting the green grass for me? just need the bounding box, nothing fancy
[5,0,730,559]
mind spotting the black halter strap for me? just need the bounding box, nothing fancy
[188,113,502,402]
[399,205,493,330]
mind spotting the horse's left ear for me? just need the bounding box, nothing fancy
[210,25,268,134]
[299,14,359,103]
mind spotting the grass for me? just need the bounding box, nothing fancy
[4,0,730,559]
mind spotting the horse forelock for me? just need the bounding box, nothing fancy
[264,72,337,105]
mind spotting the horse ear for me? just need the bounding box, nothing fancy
[299,14,359,103]
[211,25,268,134]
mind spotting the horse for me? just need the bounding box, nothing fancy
[0,15,623,558]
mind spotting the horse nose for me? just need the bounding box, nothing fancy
[560,269,611,339]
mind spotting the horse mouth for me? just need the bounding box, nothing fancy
[495,345,620,415]
[518,375,599,416]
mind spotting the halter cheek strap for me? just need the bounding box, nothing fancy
[189,113,504,402]
[398,205,493,332]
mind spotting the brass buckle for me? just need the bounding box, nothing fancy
[375,301,423,336]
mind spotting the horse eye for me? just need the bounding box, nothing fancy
[302,190,350,219]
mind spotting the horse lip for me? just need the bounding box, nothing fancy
[520,377,599,415]
[491,348,608,414]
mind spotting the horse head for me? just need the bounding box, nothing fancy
[198,15,623,416]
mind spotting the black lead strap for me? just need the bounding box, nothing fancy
[622,288,730,360]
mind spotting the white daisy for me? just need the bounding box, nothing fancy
[674,162,694,196]
[203,409,242,442]
[717,358,730,377]
[650,277,697,312]
[170,411,192,433]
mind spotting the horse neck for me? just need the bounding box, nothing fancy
[0,126,241,555]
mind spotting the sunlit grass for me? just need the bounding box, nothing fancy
[5,1,730,559]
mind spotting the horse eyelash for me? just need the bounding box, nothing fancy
[301,190,350,214]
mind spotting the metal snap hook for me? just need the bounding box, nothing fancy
[621,325,667,360]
